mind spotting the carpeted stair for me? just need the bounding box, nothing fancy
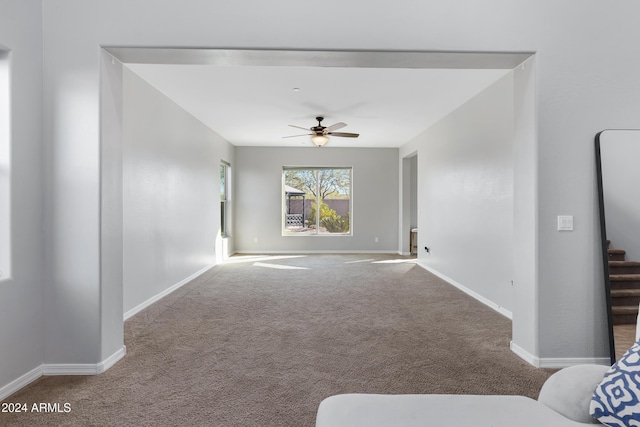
[608,242,640,324]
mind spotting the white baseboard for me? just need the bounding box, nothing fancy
[0,365,43,401]
[43,345,127,375]
[234,250,396,255]
[510,341,540,367]
[124,263,216,320]
[417,261,513,319]
[510,341,610,368]
[99,345,127,372]
[418,265,611,369]
[0,346,127,400]
[44,345,127,375]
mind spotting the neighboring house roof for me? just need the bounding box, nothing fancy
[285,185,305,196]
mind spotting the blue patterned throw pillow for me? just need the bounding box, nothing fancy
[590,339,640,426]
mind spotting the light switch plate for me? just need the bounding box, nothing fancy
[557,215,574,231]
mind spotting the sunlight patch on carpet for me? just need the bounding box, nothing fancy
[224,254,308,264]
[253,262,310,270]
[372,259,418,264]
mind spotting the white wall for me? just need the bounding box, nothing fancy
[401,73,515,314]
[235,147,398,252]
[599,130,640,261]
[100,50,125,362]
[510,56,539,363]
[122,68,234,315]
[0,0,44,396]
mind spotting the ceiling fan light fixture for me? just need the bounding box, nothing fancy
[310,134,329,147]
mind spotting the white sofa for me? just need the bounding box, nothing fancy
[316,364,609,426]
[315,320,640,426]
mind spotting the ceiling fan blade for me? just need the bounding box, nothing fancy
[328,132,359,138]
[282,133,312,139]
[288,125,311,131]
[325,122,347,132]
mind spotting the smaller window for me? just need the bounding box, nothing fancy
[220,161,231,237]
[0,48,10,280]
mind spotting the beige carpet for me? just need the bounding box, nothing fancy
[1,254,554,426]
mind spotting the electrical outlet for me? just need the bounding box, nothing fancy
[374,237,379,243]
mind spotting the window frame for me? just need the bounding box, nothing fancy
[220,160,231,238]
[282,166,353,237]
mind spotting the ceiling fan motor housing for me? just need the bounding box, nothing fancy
[312,117,326,134]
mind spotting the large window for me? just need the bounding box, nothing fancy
[283,167,352,236]
[220,161,231,237]
[0,48,9,280]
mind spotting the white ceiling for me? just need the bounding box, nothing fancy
[116,49,523,148]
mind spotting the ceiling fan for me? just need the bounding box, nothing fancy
[283,116,359,147]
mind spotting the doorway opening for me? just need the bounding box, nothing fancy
[100,47,538,366]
